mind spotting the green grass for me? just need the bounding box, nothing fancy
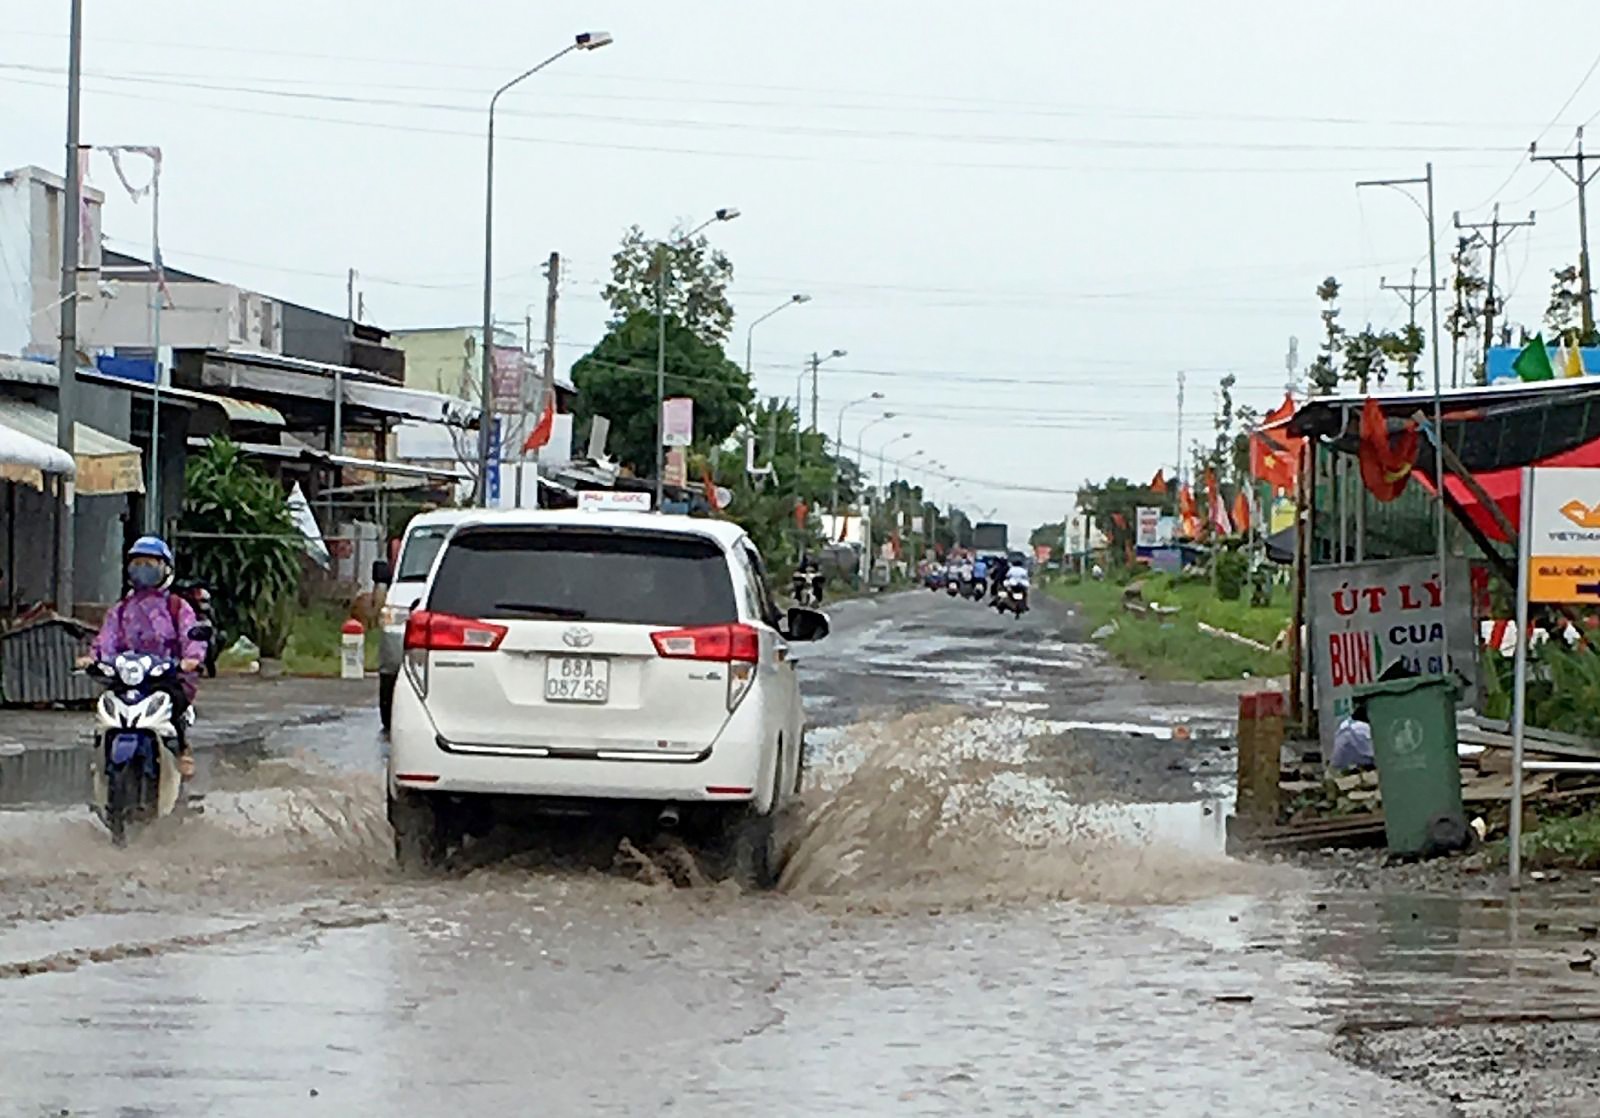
[282,602,381,678]
[1515,808,1600,870]
[1045,573,1291,683]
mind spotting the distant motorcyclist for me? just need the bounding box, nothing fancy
[972,555,990,595]
[988,554,1010,598]
[83,536,205,777]
[1003,560,1031,610]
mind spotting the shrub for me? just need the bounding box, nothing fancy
[179,437,302,656]
[1214,547,1247,602]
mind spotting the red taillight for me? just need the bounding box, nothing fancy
[652,623,760,663]
[403,610,508,652]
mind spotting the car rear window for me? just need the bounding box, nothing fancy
[428,528,739,626]
[396,525,453,581]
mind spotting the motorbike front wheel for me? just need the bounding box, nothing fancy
[105,763,146,848]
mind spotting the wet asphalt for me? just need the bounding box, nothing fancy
[2,590,1599,1115]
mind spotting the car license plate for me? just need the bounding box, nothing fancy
[545,656,610,703]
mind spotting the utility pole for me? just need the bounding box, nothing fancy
[808,352,820,434]
[1532,128,1600,341]
[1379,268,1445,390]
[1453,204,1535,355]
[513,252,559,508]
[1174,371,1185,490]
[54,0,84,616]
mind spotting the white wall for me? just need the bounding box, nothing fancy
[0,166,105,359]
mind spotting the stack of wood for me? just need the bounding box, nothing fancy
[1227,714,1600,855]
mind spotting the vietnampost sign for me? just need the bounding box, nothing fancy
[1525,467,1600,602]
[1308,556,1476,751]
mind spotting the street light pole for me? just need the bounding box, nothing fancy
[654,208,740,510]
[794,347,847,462]
[832,391,883,522]
[54,0,84,615]
[1357,164,1448,610]
[744,294,809,382]
[477,31,612,507]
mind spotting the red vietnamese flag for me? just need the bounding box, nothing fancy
[1178,484,1202,539]
[1358,396,1419,502]
[1250,394,1301,494]
[1150,468,1168,495]
[1232,489,1250,534]
[520,395,556,454]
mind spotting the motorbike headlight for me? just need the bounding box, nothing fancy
[117,659,146,687]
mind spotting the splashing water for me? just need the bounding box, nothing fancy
[780,708,1291,905]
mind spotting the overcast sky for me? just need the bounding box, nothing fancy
[6,2,1600,535]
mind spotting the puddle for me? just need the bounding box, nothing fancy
[0,745,93,809]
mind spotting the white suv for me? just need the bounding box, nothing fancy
[386,509,829,886]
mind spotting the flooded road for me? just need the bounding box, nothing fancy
[2,590,1595,1115]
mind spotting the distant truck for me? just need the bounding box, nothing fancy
[972,522,1009,553]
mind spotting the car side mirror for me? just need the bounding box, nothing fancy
[781,606,830,643]
[372,559,394,587]
[188,624,213,643]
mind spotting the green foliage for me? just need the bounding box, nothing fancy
[1213,547,1247,602]
[1484,639,1600,738]
[1517,808,1600,871]
[602,225,735,345]
[570,311,753,477]
[1546,263,1596,345]
[178,437,301,657]
[1309,276,1345,396]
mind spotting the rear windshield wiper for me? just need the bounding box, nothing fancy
[492,601,588,619]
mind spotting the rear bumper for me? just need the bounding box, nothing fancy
[387,674,771,804]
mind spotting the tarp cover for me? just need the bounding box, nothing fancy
[1417,434,1600,543]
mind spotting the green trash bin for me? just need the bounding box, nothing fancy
[1353,675,1469,858]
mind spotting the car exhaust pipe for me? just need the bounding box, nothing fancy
[657,805,681,830]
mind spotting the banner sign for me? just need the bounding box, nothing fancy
[578,489,652,513]
[662,397,693,447]
[1135,506,1162,549]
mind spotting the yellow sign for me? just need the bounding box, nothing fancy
[1528,468,1600,603]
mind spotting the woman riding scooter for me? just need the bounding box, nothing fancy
[81,536,207,778]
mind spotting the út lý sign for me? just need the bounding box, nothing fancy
[1525,466,1600,602]
[1307,556,1476,753]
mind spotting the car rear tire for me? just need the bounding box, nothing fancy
[378,673,397,733]
[389,787,451,870]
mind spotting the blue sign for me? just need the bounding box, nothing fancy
[487,418,502,502]
[1485,345,1600,383]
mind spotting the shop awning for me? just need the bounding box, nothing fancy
[0,397,143,495]
[86,373,285,426]
[0,415,76,489]
[199,350,478,427]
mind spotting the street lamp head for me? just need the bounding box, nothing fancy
[870,391,884,399]
[792,293,811,304]
[715,207,741,222]
[830,348,847,359]
[575,31,614,50]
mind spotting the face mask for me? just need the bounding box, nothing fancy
[128,564,163,590]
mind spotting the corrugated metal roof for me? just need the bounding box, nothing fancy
[0,359,285,427]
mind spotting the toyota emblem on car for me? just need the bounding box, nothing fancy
[562,626,595,649]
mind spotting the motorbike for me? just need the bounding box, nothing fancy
[173,579,222,677]
[963,578,986,601]
[997,583,1029,617]
[946,577,960,597]
[84,632,207,846]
